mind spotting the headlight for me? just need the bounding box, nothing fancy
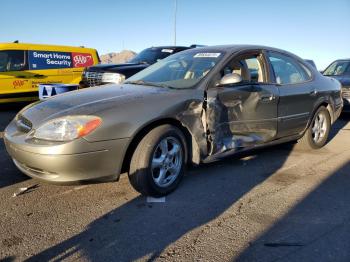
[33,115,102,142]
[101,73,125,84]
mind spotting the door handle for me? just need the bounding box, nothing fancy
[260,94,276,102]
[310,89,317,96]
[16,75,26,79]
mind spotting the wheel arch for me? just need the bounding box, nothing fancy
[306,100,333,131]
[316,101,334,123]
[120,118,198,174]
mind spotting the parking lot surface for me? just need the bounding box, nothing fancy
[1,103,350,261]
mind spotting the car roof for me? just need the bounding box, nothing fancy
[189,44,296,55]
[332,59,350,62]
[181,44,311,65]
[0,42,97,52]
[148,46,190,50]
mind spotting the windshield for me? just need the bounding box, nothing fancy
[128,48,175,65]
[323,61,350,76]
[125,50,224,89]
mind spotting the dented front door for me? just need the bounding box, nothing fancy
[205,83,279,155]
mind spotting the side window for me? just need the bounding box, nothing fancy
[300,63,312,78]
[268,52,311,85]
[0,50,27,72]
[221,54,266,83]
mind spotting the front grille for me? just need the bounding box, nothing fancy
[16,114,32,133]
[342,87,350,99]
[84,71,103,87]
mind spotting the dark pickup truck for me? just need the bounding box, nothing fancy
[80,46,192,87]
[323,59,350,112]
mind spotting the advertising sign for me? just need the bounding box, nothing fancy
[29,51,94,70]
[29,51,72,70]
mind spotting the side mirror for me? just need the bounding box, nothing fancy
[217,73,243,86]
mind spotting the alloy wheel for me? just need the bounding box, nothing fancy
[312,112,327,143]
[151,137,183,188]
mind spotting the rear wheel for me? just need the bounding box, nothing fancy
[297,106,331,150]
[128,125,186,196]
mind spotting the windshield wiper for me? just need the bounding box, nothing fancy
[129,60,149,65]
[124,80,170,88]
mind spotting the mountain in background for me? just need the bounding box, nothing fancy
[100,50,136,64]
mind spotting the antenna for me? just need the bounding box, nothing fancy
[174,0,177,46]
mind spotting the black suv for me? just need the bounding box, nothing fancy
[323,59,350,112]
[80,46,192,87]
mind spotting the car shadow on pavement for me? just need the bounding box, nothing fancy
[328,113,350,141]
[0,102,29,131]
[236,160,350,261]
[0,102,31,189]
[0,140,29,189]
[26,143,297,261]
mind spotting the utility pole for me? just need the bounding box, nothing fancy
[174,0,177,46]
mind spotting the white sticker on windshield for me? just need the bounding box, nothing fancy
[194,53,221,58]
[162,49,174,53]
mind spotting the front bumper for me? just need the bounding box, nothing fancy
[342,86,350,112]
[4,120,130,183]
[342,98,350,112]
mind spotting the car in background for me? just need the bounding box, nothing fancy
[305,59,317,69]
[323,59,350,112]
[5,45,343,196]
[79,46,193,87]
[0,42,100,103]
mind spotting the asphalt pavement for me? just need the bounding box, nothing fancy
[0,103,350,261]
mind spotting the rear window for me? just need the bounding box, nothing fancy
[128,48,176,65]
[0,50,27,72]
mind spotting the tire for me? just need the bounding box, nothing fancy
[297,106,331,150]
[128,125,187,196]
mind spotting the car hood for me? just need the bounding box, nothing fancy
[87,63,148,73]
[18,84,203,141]
[20,84,168,125]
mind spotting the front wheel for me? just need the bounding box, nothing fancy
[297,106,331,150]
[128,125,186,196]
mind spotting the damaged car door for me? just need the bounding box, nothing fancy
[205,51,279,155]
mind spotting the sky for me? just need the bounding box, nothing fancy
[1,0,349,70]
